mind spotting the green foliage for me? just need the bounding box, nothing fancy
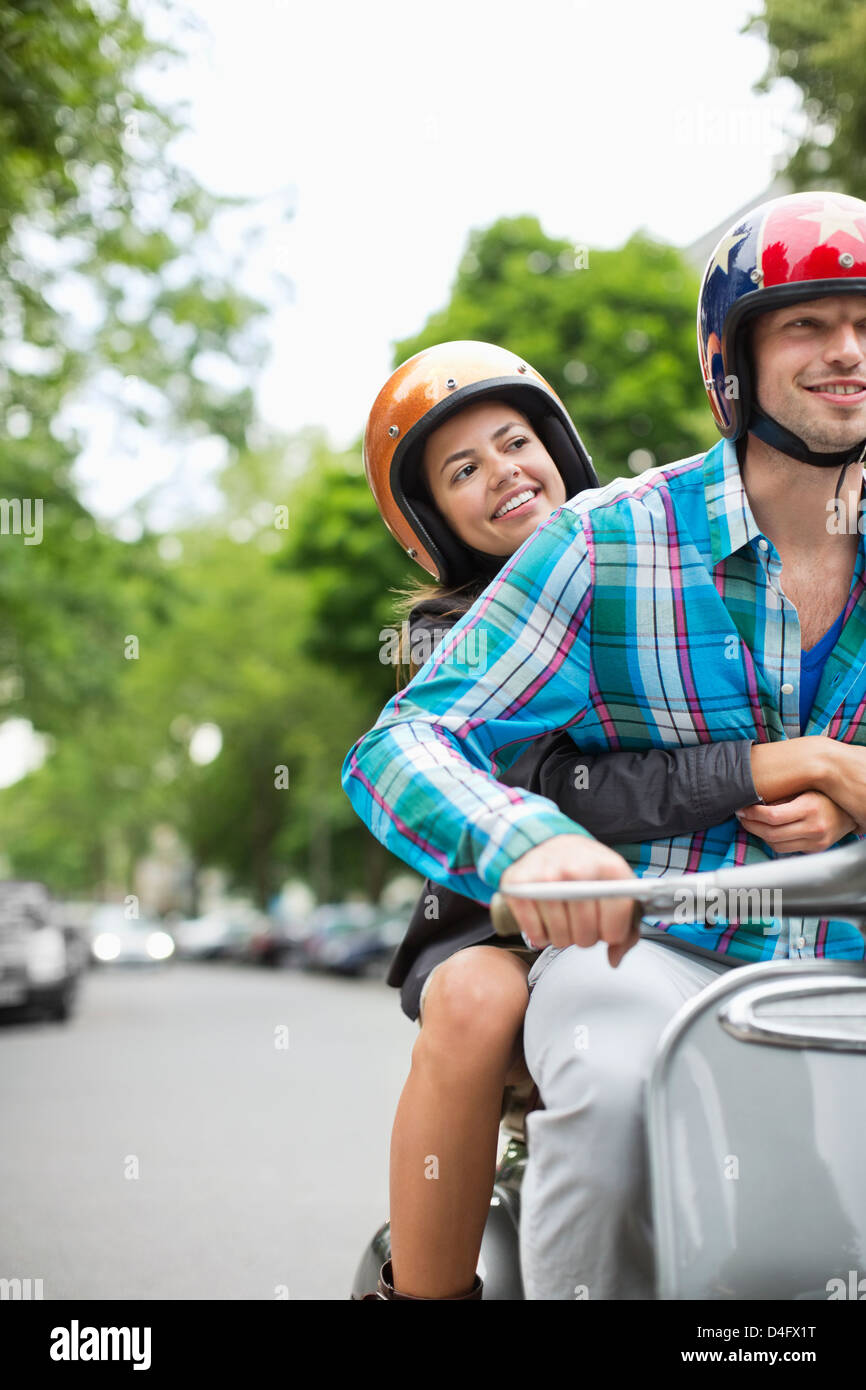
[395,216,713,482]
[0,424,178,734]
[285,219,713,741]
[0,7,743,907]
[0,547,182,890]
[0,0,266,442]
[749,0,866,197]
[277,435,418,705]
[0,516,375,904]
[283,220,716,834]
[131,528,371,906]
[0,0,268,734]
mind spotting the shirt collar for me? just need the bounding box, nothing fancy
[704,436,866,568]
[704,437,763,566]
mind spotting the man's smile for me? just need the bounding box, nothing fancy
[804,378,866,405]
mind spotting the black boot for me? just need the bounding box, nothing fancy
[355,1260,483,1300]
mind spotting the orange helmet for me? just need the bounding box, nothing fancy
[363,341,597,585]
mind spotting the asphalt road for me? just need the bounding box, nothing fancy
[0,959,413,1300]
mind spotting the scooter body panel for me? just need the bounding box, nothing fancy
[648,959,866,1300]
[478,1140,525,1300]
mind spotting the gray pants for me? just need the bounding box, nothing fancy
[520,937,731,1300]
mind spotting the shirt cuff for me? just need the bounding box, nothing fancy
[474,808,596,897]
[697,738,762,817]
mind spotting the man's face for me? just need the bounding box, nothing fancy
[750,293,866,453]
[421,399,567,557]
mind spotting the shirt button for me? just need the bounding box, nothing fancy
[796,937,806,950]
[758,539,769,551]
[781,683,794,694]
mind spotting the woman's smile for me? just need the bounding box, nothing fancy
[422,400,566,556]
[491,486,543,520]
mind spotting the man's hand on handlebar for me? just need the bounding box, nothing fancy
[498,834,640,968]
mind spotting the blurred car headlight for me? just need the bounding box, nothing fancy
[93,932,121,962]
[26,928,66,983]
[146,931,175,961]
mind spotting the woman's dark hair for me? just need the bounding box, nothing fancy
[386,396,539,687]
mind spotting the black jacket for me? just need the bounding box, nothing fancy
[387,597,758,1019]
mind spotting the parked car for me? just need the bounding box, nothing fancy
[300,902,407,978]
[0,880,86,1021]
[89,905,175,967]
[171,909,262,961]
[246,912,312,968]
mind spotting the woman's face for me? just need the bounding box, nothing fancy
[420,400,567,557]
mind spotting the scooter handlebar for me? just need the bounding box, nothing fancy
[489,838,866,937]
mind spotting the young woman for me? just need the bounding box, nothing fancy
[358,340,859,1300]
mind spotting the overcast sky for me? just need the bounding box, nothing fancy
[70,0,805,522]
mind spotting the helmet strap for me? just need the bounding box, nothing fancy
[748,403,866,470]
[460,540,510,579]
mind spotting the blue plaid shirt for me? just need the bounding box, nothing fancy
[342,440,866,962]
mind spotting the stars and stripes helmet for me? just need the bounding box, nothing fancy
[698,190,866,465]
[363,341,597,585]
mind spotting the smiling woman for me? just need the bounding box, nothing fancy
[353,338,826,1303]
[362,339,596,594]
[419,399,567,559]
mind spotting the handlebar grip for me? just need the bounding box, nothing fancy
[490,891,521,938]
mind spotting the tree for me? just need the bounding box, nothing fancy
[749,0,866,198]
[0,0,269,734]
[278,434,419,704]
[395,216,712,482]
[0,497,381,906]
[286,219,712,716]
[284,218,713,757]
[143,525,374,907]
[276,220,714,901]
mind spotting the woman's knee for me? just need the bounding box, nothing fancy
[417,948,529,1058]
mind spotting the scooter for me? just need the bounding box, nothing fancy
[351,839,866,1300]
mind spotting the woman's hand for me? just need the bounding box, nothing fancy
[736,791,858,853]
[750,738,866,829]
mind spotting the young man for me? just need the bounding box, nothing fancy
[342,190,866,1298]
